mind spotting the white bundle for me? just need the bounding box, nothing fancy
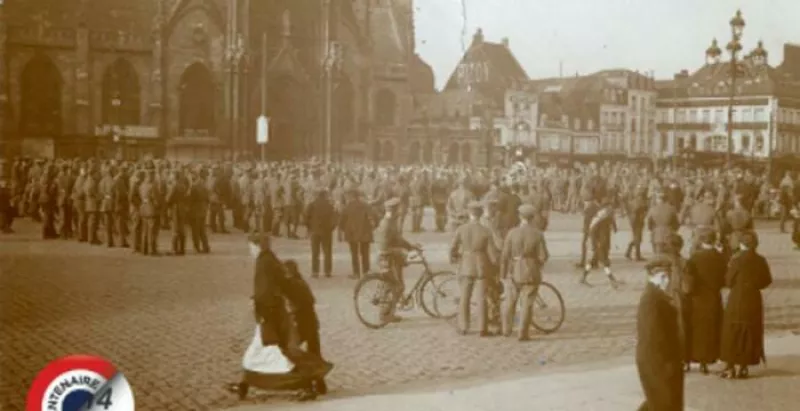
[589,206,612,232]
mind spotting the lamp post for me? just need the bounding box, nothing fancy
[323,41,343,163]
[225,32,245,159]
[111,93,122,158]
[509,92,535,164]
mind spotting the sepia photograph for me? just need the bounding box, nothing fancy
[1,0,799,410]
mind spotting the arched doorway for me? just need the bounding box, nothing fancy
[461,142,472,164]
[375,88,396,127]
[423,140,434,163]
[447,142,459,164]
[179,63,215,137]
[334,75,355,158]
[20,54,62,136]
[408,141,421,163]
[266,76,299,160]
[382,140,395,162]
[102,59,141,127]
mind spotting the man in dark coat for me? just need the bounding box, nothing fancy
[684,228,726,374]
[720,231,772,379]
[625,184,648,261]
[338,187,374,279]
[636,258,684,411]
[304,188,337,278]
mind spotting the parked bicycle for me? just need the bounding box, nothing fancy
[434,277,565,334]
[353,248,456,329]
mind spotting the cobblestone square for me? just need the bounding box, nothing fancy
[2,214,799,410]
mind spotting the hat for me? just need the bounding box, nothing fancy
[518,204,536,219]
[384,197,401,208]
[645,257,672,275]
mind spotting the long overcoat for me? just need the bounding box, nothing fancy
[720,250,772,366]
[636,282,684,411]
[684,247,726,363]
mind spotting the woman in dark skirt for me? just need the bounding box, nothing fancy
[720,230,772,379]
[684,228,726,374]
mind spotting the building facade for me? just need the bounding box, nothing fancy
[655,43,800,170]
[0,0,421,161]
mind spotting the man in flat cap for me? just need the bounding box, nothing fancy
[449,200,495,336]
[374,197,419,323]
[498,203,549,341]
[636,257,684,411]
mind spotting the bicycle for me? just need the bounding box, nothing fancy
[434,277,565,334]
[353,248,456,329]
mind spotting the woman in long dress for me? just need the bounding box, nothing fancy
[719,230,772,379]
[228,234,332,401]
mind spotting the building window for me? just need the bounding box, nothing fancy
[712,135,727,151]
[574,118,581,130]
[754,108,766,122]
[714,109,724,124]
[178,62,215,136]
[539,114,548,126]
[689,134,697,150]
[587,119,594,131]
[688,110,698,123]
[741,134,751,152]
[701,109,710,123]
[631,119,637,133]
[676,109,686,123]
[755,135,764,152]
[742,108,753,122]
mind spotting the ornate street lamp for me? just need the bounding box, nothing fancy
[323,41,344,163]
[225,32,245,158]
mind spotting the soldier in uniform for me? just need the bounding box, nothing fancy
[480,198,504,332]
[269,172,285,236]
[374,197,419,322]
[55,164,74,239]
[139,169,160,256]
[38,166,58,239]
[238,168,254,232]
[625,184,648,261]
[207,167,229,233]
[687,191,717,253]
[446,178,474,231]
[724,195,754,257]
[83,166,102,245]
[449,201,494,336]
[429,174,449,232]
[98,166,117,247]
[251,168,269,234]
[188,170,211,254]
[166,170,188,255]
[498,204,549,341]
[73,166,88,242]
[409,174,426,232]
[646,191,680,255]
[113,167,130,248]
[129,169,144,253]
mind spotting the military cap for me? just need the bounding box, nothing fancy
[384,197,401,208]
[518,204,536,218]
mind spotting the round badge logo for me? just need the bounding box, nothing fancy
[26,355,135,411]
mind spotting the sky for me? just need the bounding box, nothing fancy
[414,0,800,90]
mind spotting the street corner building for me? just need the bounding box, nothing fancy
[0,0,435,162]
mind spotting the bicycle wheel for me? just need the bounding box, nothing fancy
[530,281,565,334]
[353,273,397,329]
[417,271,456,318]
[432,276,461,320]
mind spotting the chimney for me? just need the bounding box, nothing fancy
[472,28,484,46]
[501,37,509,48]
[674,69,689,81]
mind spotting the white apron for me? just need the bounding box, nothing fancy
[242,325,295,374]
